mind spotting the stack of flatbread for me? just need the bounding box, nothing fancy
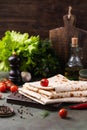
[19,74,87,105]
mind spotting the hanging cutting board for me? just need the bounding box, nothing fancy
[49,13,87,71]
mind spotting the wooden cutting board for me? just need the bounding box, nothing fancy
[49,14,87,70]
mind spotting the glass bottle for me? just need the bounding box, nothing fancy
[65,37,83,80]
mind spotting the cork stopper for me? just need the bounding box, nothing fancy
[71,37,78,47]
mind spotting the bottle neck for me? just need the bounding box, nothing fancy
[71,45,79,56]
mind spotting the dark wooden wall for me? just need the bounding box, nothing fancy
[0,0,87,39]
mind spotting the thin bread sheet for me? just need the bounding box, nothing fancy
[23,74,69,90]
[19,89,87,105]
[23,74,87,93]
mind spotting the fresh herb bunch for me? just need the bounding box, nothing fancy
[0,30,61,78]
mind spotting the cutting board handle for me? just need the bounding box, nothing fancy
[63,14,76,28]
[63,6,76,28]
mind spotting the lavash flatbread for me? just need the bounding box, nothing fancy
[19,88,87,105]
[19,74,87,105]
[19,84,87,98]
[23,74,87,92]
[55,80,87,92]
[21,85,87,99]
[26,74,69,90]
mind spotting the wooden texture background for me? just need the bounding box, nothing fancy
[0,0,87,39]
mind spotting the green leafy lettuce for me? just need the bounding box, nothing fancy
[0,30,61,78]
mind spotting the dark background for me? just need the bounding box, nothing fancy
[0,0,87,39]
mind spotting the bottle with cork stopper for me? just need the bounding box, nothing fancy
[65,37,83,80]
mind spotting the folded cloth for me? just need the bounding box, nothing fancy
[18,74,87,105]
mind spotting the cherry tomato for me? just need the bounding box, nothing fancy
[4,79,14,90]
[58,108,67,118]
[40,78,49,87]
[10,85,18,92]
[0,82,7,92]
